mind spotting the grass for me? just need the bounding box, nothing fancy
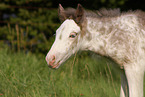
[0,49,144,97]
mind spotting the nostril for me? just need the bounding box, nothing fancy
[46,55,56,67]
[52,55,55,61]
[48,55,55,66]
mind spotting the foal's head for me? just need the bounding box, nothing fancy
[46,4,86,69]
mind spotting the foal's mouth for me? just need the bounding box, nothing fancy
[48,60,61,69]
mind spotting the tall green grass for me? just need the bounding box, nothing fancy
[0,49,144,97]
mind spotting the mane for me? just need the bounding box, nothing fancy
[64,7,121,18]
[95,8,121,17]
[64,7,145,26]
[64,8,76,19]
[124,10,145,26]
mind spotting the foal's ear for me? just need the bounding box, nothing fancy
[58,4,66,21]
[75,4,85,24]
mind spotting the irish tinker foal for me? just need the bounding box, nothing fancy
[46,4,145,97]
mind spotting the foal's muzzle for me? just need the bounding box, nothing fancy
[46,55,60,69]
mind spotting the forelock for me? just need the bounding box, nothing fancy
[65,8,76,19]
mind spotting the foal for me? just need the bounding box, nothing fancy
[46,4,145,97]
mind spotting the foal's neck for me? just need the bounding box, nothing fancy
[81,15,143,66]
[82,17,116,56]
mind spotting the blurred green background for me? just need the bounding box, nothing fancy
[0,0,145,97]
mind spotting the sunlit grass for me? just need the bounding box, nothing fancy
[0,49,144,97]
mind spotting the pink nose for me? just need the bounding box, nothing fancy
[46,55,56,68]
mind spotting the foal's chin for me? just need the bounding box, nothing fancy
[48,61,63,69]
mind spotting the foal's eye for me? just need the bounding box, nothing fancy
[69,32,77,38]
[69,35,76,38]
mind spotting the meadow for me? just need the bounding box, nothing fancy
[0,48,144,97]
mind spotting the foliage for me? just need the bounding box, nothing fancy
[0,0,59,54]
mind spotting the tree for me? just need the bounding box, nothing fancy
[0,0,59,54]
